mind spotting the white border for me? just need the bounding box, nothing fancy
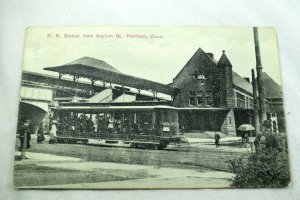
[1,0,300,199]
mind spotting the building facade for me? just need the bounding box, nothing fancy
[171,48,254,135]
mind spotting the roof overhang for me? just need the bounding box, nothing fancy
[44,64,179,96]
[52,105,178,111]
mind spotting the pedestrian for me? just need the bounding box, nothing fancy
[98,115,105,133]
[260,135,266,149]
[214,133,220,148]
[254,134,261,152]
[18,120,31,159]
[243,133,249,148]
[49,120,58,144]
[87,116,94,132]
[37,122,45,143]
[241,132,245,145]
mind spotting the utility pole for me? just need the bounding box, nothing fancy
[253,27,267,124]
[252,69,260,134]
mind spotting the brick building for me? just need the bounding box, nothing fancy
[171,48,254,135]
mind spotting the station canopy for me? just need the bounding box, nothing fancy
[44,57,179,96]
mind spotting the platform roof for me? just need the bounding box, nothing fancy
[44,57,179,96]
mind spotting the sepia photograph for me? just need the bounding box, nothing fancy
[13,26,289,189]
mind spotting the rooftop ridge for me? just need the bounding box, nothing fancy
[66,56,120,73]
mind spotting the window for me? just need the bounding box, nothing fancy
[249,98,254,109]
[236,92,246,108]
[189,91,196,96]
[207,97,213,106]
[189,91,196,106]
[235,92,238,106]
[189,90,213,106]
[206,91,213,106]
[197,97,204,105]
[197,91,205,106]
[189,97,195,106]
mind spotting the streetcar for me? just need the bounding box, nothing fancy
[51,104,181,149]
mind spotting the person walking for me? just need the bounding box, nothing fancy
[49,121,58,144]
[37,123,45,143]
[18,120,31,159]
[214,133,221,148]
[243,133,249,148]
[254,134,261,152]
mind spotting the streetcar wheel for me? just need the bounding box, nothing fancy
[68,139,76,144]
[130,143,135,148]
[82,139,88,144]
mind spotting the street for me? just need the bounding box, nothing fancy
[14,136,249,189]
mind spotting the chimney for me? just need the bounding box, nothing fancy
[206,53,214,59]
[253,27,267,124]
[243,77,250,83]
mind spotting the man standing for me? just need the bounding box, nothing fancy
[37,122,45,143]
[214,133,221,148]
[18,120,31,160]
[49,120,58,144]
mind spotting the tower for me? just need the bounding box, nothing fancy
[217,50,234,108]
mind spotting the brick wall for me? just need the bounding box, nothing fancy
[221,109,236,136]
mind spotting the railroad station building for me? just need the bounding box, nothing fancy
[19,47,284,136]
[170,48,254,135]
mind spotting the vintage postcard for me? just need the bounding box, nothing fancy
[14,26,289,189]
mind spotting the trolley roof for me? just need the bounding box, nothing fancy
[52,105,179,111]
[53,105,229,112]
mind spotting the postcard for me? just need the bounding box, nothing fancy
[14,26,289,189]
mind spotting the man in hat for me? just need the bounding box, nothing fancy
[18,120,31,159]
[214,133,221,148]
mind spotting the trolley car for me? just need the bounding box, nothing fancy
[52,104,181,149]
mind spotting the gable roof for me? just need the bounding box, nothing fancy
[217,51,232,67]
[173,48,216,80]
[261,72,282,98]
[232,72,253,94]
[172,48,253,94]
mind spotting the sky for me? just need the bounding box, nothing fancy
[23,26,282,86]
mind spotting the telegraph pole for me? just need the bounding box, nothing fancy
[253,27,267,124]
[251,69,260,134]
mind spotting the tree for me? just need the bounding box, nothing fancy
[226,133,290,188]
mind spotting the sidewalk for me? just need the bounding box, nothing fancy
[15,152,82,163]
[186,137,241,144]
[14,152,234,189]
